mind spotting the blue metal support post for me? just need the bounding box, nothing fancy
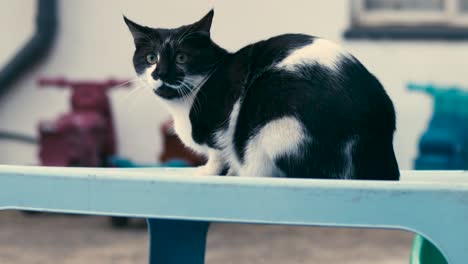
[147,219,210,264]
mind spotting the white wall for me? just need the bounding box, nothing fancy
[1,0,467,169]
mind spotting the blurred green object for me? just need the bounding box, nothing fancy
[407,83,468,170]
[407,83,468,117]
[407,83,468,264]
[410,235,448,264]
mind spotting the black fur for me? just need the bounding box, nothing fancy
[125,10,400,180]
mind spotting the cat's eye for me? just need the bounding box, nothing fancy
[175,53,188,64]
[146,53,157,64]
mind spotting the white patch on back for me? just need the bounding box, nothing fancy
[341,137,357,179]
[276,38,347,71]
[240,117,308,177]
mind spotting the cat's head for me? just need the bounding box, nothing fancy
[124,10,226,100]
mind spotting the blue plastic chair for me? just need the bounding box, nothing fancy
[1,165,467,264]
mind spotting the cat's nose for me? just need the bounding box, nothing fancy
[153,67,168,80]
[151,71,161,80]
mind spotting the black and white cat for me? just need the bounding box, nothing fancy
[124,10,400,180]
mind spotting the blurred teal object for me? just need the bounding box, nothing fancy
[108,156,191,168]
[410,235,448,264]
[407,83,468,264]
[407,83,468,170]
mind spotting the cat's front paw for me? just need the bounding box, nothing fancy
[194,150,226,176]
[226,167,237,176]
[195,164,219,176]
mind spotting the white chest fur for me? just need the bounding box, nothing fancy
[143,70,209,155]
[163,99,208,154]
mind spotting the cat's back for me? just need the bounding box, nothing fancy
[228,34,399,180]
[238,34,354,74]
[234,33,394,130]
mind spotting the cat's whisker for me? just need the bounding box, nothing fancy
[177,30,207,45]
[175,25,194,45]
[193,91,205,116]
[188,88,204,116]
[131,31,156,46]
[177,80,198,113]
[182,76,201,82]
[111,79,137,88]
[190,57,226,116]
[177,81,190,98]
[176,56,226,116]
[175,25,200,45]
[119,84,145,104]
[186,88,200,115]
[111,78,144,104]
[118,86,151,116]
[177,88,183,99]
[110,78,141,91]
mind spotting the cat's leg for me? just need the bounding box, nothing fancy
[237,147,286,177]
[225,167,237,176]
[236,117,306,177]
[195,149,226,176]
[237,154,285,177]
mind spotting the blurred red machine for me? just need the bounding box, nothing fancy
[159,119,205,166]
[37,78,129,167]
[35,77,205,227]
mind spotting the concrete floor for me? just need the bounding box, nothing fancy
[0,211,413,264]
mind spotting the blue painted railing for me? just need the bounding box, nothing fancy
[0,165,467,264]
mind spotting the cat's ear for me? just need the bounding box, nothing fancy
[191,9,214,35]
[123,15,150,45]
